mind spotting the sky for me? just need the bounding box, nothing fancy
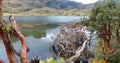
[71,0,98,4]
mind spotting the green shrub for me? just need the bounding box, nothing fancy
[40,57,64,63]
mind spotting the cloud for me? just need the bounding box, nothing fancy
[70,0,98,4]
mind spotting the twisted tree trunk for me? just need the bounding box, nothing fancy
[0,32,18,63]
[116,22,120,44]
[0,1,28,63]
[0,59,4,63]
[0,0,18,63]
[9,15,28,63]
[0,0,4,62]
[0,0,2,22]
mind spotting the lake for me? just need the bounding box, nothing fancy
[3,16,83,23]
[0,16,82,63]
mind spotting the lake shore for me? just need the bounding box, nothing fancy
[18,22,66,28]
[3,9,89,16]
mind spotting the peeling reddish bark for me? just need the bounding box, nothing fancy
[0,59,4,63]
[10,15,28,63]
[0,0,18,63]
[100,21,112,55]
[116,23,120,44]
[0,15,28,63]
[0,0,2,21]
[0,31,18,63]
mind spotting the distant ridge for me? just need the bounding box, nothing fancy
[3,0,95,16]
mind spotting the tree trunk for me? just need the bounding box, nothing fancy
[0,0,2,22]
[0,59,4,63]
[101,21,111,54]
[116,22,120,44]
[10,15,28,63]
[0,0,18,63]
[0,31,18,63]
[0,0,3,62]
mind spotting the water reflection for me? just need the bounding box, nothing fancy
[21,24,59,39]
[0,16,83,62]
[0,27,59,63]
[0,41,8,62]
[3,16,81,23]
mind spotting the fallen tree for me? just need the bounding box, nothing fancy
[51,22,92,63]
[63,39,90,63]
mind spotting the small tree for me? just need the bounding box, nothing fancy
[80,0,120,62]
[0,1,28,63]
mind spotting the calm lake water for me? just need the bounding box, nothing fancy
[0,16,82,63]
[3,16,83,22]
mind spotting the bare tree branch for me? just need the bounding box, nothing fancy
[63,39,89,63]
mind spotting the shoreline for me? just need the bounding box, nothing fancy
[18,22,63,28]
[3,11,89,16]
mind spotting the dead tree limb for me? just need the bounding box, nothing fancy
[63,39,89,63]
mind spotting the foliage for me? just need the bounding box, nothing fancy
[89,0,119,31]
[80,0,120,46]
[80,0,120,31]
[92,58,105,63]
[108,44,120,63]
[1,21,11,32]
[80,0,120,63]
[94,38,103,58]
[40,57,64,63]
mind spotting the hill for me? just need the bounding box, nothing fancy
[3,0,94,16]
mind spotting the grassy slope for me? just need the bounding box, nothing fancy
[3,8,90,16]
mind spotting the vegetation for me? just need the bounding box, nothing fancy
[1,0,120,63]
[80,0,120,63]
[3,8,90,16]
[40,57,64,63]
[0,11,28,63]
[3,0,92,16]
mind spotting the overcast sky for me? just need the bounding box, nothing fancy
[71,0,98,4]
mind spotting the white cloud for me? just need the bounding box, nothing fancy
[70,0,98,4]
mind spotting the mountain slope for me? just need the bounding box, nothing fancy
[3,0,94,16]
